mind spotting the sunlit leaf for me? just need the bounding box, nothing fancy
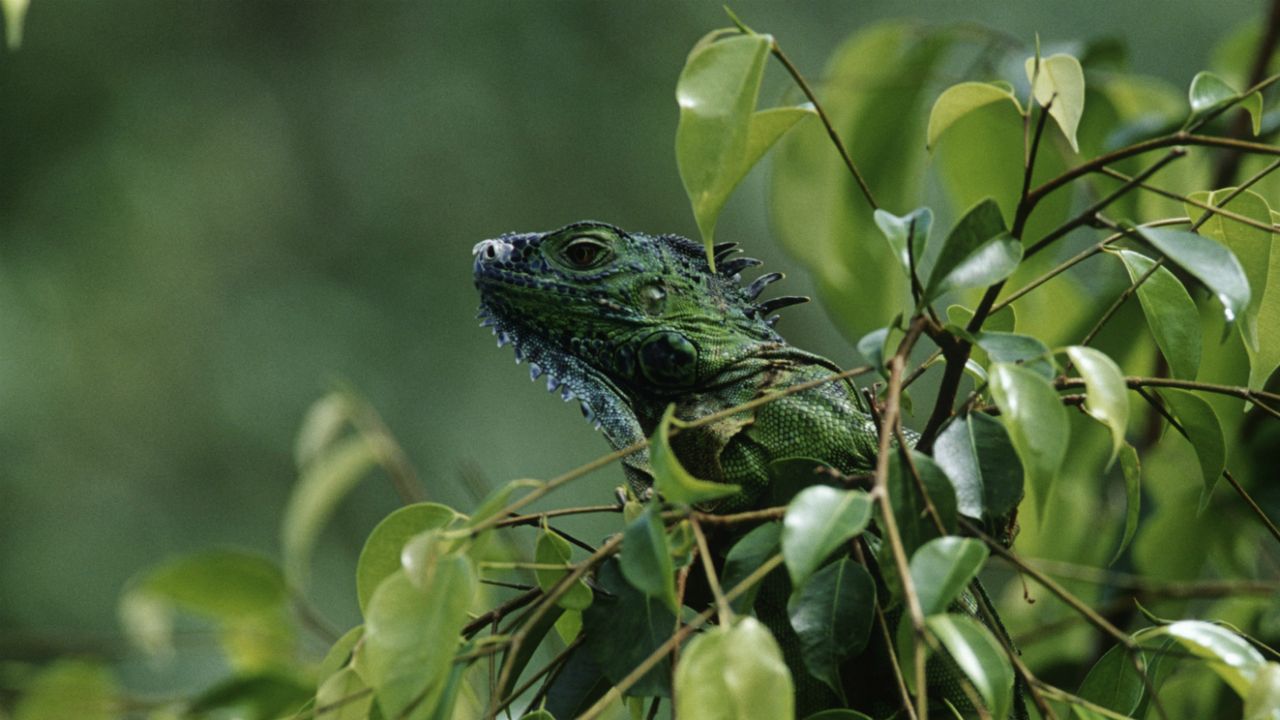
[1065,346,1129,466]
[932,412,1024,520]
[1110,444,1142,566]
[1136,226,1251,328]
[923,199,1021,302]
[786,558,876,699]
[1185,188,1279,387]
[989,362,1069,520]
[1188,71,1264,134]
[909,537,987,615]
[873,207,933,281]
[652,404,741,504]
[1147,620,1266,696]
[927,82,1023,149]
[925,614,1014,720]
[316,667,373,720]
[1159,389,1226,512]
[1244,662,1280,720]
[886,450,957,555]
[782,486,873,588]
[2,0,29,50]
[1025,53,1086,152]
[620,505,677,611]
[356,503,460,614]
[675,617,795,720]
[364,554,476,720]
[1116,249,1201,380]
[536,524,593,611]
[13,660,116,720]
[722,522,781,614]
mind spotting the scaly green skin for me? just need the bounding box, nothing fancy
[473,221,1008,718]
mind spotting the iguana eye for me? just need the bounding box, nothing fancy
[561,236,612,269]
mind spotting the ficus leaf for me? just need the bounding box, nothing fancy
[988,362,1069,521]
[1136,226,1251,329]
[620,504,677,612]
[1065,346,1129,467]
[923,198,1021,302]
[675,618,796,720]
[909,537,988,615]
[781,486,873,588]
[1159,388,1226,513]
[927,82,1023,149]
[932,412,1024,521]
[925,614,1014,720]
[786,558,876,700]
[652,404,741,504]
[1116,250,1201,380]
[1025,53,1086,152]
[356,503,460,614]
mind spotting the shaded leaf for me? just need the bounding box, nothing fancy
[909,537,988,615]
[1244,662,1280,720]
[1159,388,1226,512]
[535,525,593,611]
[1136,226,1251,328]
[1066,346,1130,466]
[1110,444,1142,566]
[786,558,876,699]
[927,82,1023,149]
[801,712,874,720]
[1077,636,1177,716]
[13,660,117,720]
[782,486,873,588]
[316,668,374,720]
[186,671,313,720]
[925,614,1014,720]
[582,558,675,698]
[947,303,1015,333]
[1116,250,1201,380]
[1026,53,1086,152]
[722,522,782,614]
[675,617,795,720]
[933,413,1024,520]
[317,626,364,681]
[652,404,741,504]
[1189,71,1264,134]
[620,505,677,612]
[972,331,1054,379]
[989,362,1069,521]
[886,450,957,555]
[923,199,1020,302]
[356,503,459,614]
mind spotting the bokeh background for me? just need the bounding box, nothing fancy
[0,0,1267,696]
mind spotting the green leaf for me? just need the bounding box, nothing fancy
[886,450,957,555]
[947,304,1015,333]
[801,712,874,720]
[989,362,1069,521]
[1065,346,1130,466]
[185,671,313,720]
[1242,91,1265,135]
[933,412,1024,520]
[1147,620,1266,696]
[1159,389,1226,512]
[620,505,677,612]
[535,525,594,611]
[676,31,812,256]
[356,503,460,614]
[283,433,383,588]
[923,199,1021,302]
[317,625,364,681]
[13,660,117,720]
[1136,226,1251,328]
[652,404,741,504]
[786,558,876,700]
[1025,53,1086,152]
[972,331,1054,379]
[1189,71,1264,133]
[1110,444,1142,566]
[521,711,557,720]
[722,522,782,614]
[316,668,374,720]
[781,486,873,588]
[582,558,677,698]
[1076,636,1178,715]
[925,614,1014,720]
[1245,662,1280,720]
[471,477,544,526]
[364,555,476,720]
[1185,188,1279,387]
[927,82,1023,149]
[909,537,988,615]
[675,617,796,720]
[1116,250,1201,380]
[2,0,29,50]
[873,207,933,281]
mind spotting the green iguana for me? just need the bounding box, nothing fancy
[473,221,1019,718]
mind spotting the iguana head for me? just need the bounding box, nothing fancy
[473,221,807,432]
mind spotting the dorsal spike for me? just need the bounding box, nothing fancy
[765,314,781,327]
[745,272,784,300]
[712,242,738,258]
[719,257,763,277]
[756,295,810,316]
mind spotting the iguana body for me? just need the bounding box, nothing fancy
[473,221,1009,717]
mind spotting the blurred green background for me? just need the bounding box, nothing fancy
[0,0,1264,692]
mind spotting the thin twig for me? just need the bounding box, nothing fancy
[691,517,732,622]
[1223,470,1280,545]
[1097,166,1279,234]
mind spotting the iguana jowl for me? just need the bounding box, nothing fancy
[473,220,879,513]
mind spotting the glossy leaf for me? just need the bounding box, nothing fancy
[1065,346,1130,466]
[909,537,988,615]
[1116,250,1201,380]
[620,505,677,611]
[283,433,383,588]
[1076,636,1177,715]
[676,31,812,256]
[927,82,1022,149]
[1026,53,1086,152]
[925,614,1014,720]
[722,522,782,614]
[652,404,741,504]
[316,667,373,720]
[1186,188,1279,386]
[1136,226,1251,327]
[675,617,795,720]
[1189,71,1264,133]
[786,558,876,699]
[886,450,957,555]
[923,199,1020,302]
[364,555,476,720]
[933,412,1024,520]
[1160,389,1226,512]
[973,331,1054,379]
[781,486,873,588]
[1147,620,1266,696]
[989,362,1069,520]
[356,503,459,614]
[582,558,676,698]
[1110,444,1142,566]
[13,660,116,720]
[1244,662,1280,720]
[873,207,933,280]
[535,525,593,611]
